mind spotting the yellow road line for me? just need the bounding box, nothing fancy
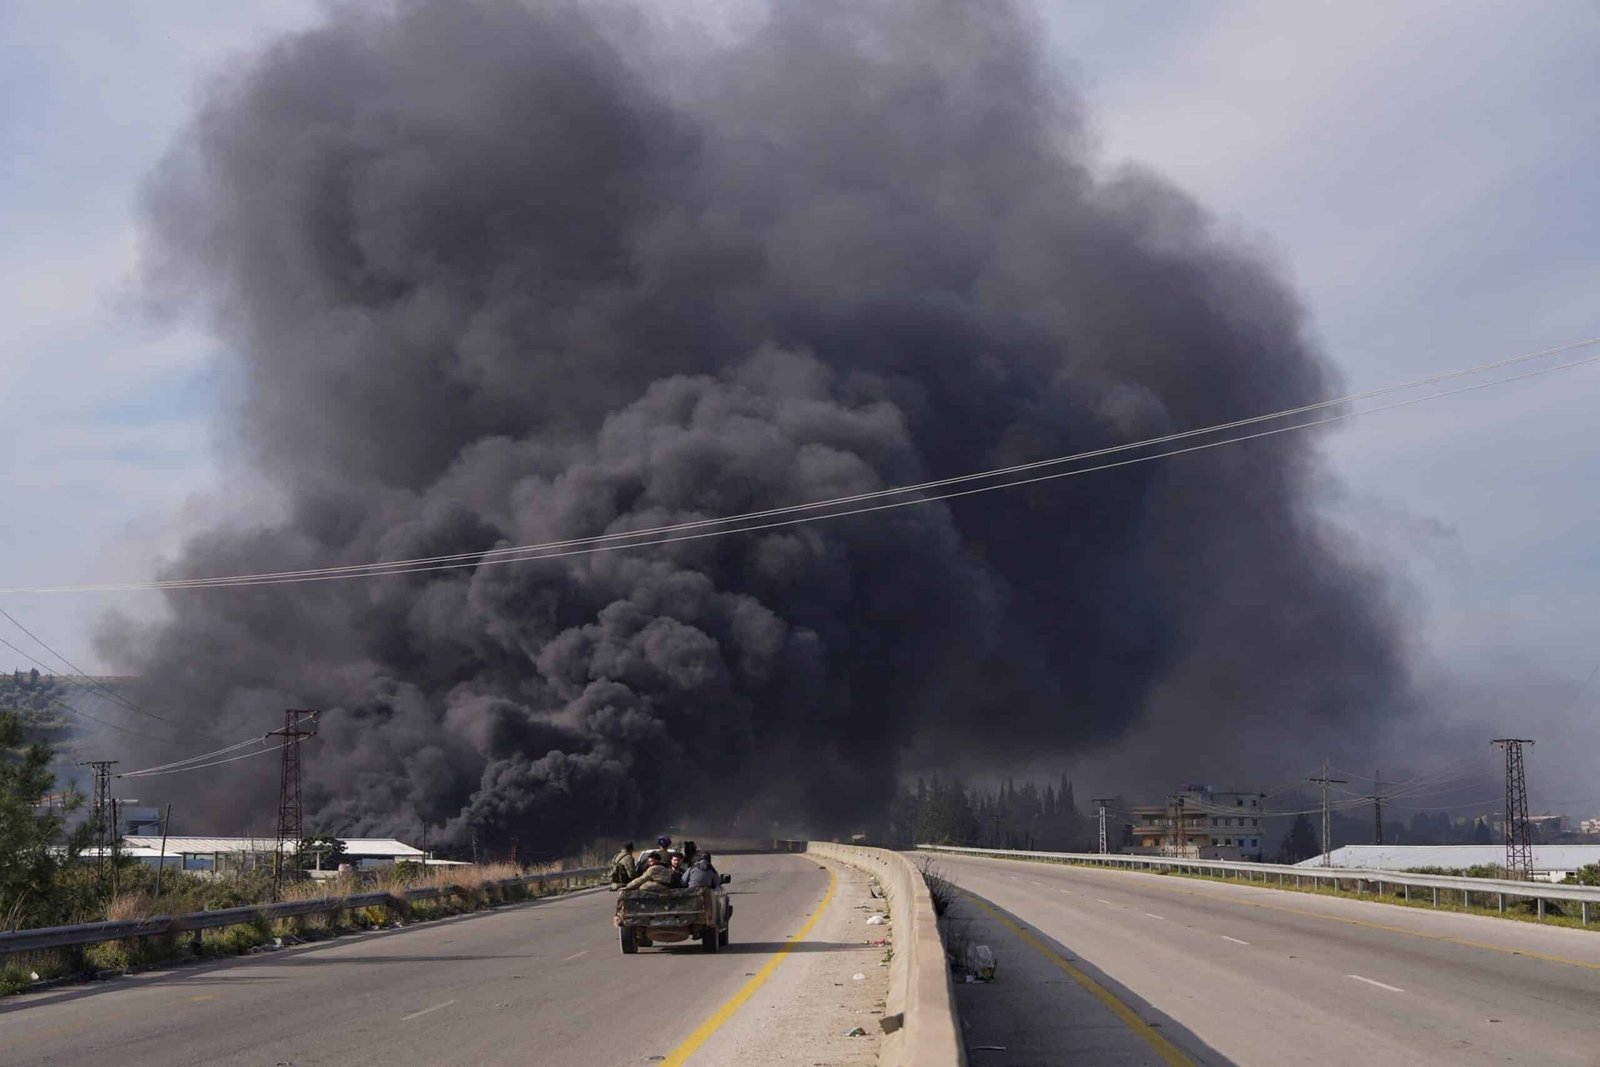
[964,892,1195,1067]
[986,859,1600,974]
[660,868,838,1067]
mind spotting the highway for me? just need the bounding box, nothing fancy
[938,852,1600,1066]
[2,853,889,1067]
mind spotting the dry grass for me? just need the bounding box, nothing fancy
[29,859,601,995]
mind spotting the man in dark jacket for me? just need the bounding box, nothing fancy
[684,852,719,889]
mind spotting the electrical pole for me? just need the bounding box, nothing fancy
[1308,761,1348,868]
[1492,739,1534,880]
[1093,798,1116,855]
[78,760,118,884]
[1373,770,1384,846]
[1167,794,1188,857]
[270,709,320,901]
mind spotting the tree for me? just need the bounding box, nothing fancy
[0,710,88,930]
[1570,863,1600,887]
[296,834,348,871]
[1278,813,1319,864]
[1471,818,1494,845]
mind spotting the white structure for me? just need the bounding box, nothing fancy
[117,836,426,872]
[1581,818,1600,835]
[1296,844,1600,881]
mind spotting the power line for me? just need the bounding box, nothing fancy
[6,336,1600,596]
[116,738,294,778]
[0,608,187,730]
[11,675,188,747]
[118,714,318,778]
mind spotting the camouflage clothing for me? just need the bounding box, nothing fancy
[624,864,677,892]
[609,848,637,885]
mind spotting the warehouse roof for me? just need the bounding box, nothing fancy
[1295,844,1600,873]
[120,836,424,858]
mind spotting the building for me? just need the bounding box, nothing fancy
[116,836,426,872]
[1131,786,1265,861]
[1294,844,1600,882]
[1580,818,1600,835]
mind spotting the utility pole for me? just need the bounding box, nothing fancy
[1308,761,1348,868]
[1093,798,1116,855]
[270,709,320,901]
[1492,739,1535,880]
[1373,770,1384,846]
[78,760,118,884]
[1167,794,1188,857]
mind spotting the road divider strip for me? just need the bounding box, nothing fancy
[659,868,837,1067]
[963,892,1196,1067]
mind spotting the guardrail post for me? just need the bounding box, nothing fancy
[190,928,203,956]
[1498,893,1504,913]
[1583,901,1589,926]
[1403,884,1410,902]
[1432,887,1439,907]
[1537,897,1545,919]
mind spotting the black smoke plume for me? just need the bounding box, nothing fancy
[104,0,1412,853]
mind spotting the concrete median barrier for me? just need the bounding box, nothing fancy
[807,842,965,1067]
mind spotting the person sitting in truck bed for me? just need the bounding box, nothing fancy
[684,852,719,889]
[623,852,677,892]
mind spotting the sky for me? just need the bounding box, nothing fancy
[2,1,1597,814]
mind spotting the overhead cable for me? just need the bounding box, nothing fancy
[3,336,1598,595]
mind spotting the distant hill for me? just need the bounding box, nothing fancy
[1,668,77,748]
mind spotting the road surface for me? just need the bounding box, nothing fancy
[937,852,1600,1066]
[3,853,887,1067]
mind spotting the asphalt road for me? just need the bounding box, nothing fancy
[2,853,872,1067]
[938,853,1600,1066]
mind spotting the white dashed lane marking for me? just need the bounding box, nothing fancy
[401,1000,458,1021]
[1347,974,1405,993]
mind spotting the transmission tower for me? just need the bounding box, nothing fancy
[1308,761,1348,868]
[270,710,320,901]
[78,760,118,883]
[1092,798,1116,855]
[1492,739,1534,880]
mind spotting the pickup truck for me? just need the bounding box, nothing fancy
[615,876,733,954]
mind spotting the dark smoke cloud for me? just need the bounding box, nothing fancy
[103,0,1413,852]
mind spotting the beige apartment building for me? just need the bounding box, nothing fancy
[1131,786,1265,861]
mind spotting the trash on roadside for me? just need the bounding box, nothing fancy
[867,937,889,946]
[845,1027,867,1037]
[965,944,997,981]
[866,914,887,925]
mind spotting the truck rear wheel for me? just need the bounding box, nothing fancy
[620,926,638,954]
[718,925,729,947]
[700,926,719,953]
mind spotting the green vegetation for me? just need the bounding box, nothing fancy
[1,706,602,996]
[890,774,1093,850]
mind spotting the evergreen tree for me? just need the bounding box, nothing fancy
[1,710,89,930]
[1278,813,1319,863]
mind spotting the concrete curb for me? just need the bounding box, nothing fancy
[807,843,965,1067]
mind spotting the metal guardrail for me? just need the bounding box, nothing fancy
[919,846,1599,924]
[0,866,606,959]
